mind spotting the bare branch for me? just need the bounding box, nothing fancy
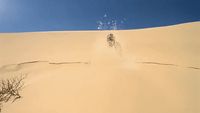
[0,75,26,112]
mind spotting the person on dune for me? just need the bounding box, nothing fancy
[107,33,115,47]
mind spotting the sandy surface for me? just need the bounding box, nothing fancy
[0,22,199,113]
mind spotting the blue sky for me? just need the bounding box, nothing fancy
[0,0,199,32]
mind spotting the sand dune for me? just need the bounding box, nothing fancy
[0,22,200,113]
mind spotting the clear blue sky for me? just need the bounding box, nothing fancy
[0,0,199,32]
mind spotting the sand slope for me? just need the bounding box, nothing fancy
[0,22,200,113]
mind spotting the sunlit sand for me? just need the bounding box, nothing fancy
[0,22,199,113]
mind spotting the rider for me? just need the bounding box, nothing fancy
[107,33,115,47]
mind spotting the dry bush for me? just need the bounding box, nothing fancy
[0,76,26,112]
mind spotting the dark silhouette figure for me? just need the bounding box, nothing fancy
[106,33,122,56]
[107,33,116,47]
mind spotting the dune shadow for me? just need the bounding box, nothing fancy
[187,66,200,70]
[0,60,90,73]
[137,61,200,71]
[137,61,178,66]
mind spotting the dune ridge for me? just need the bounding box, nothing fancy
[1,60,199,74]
